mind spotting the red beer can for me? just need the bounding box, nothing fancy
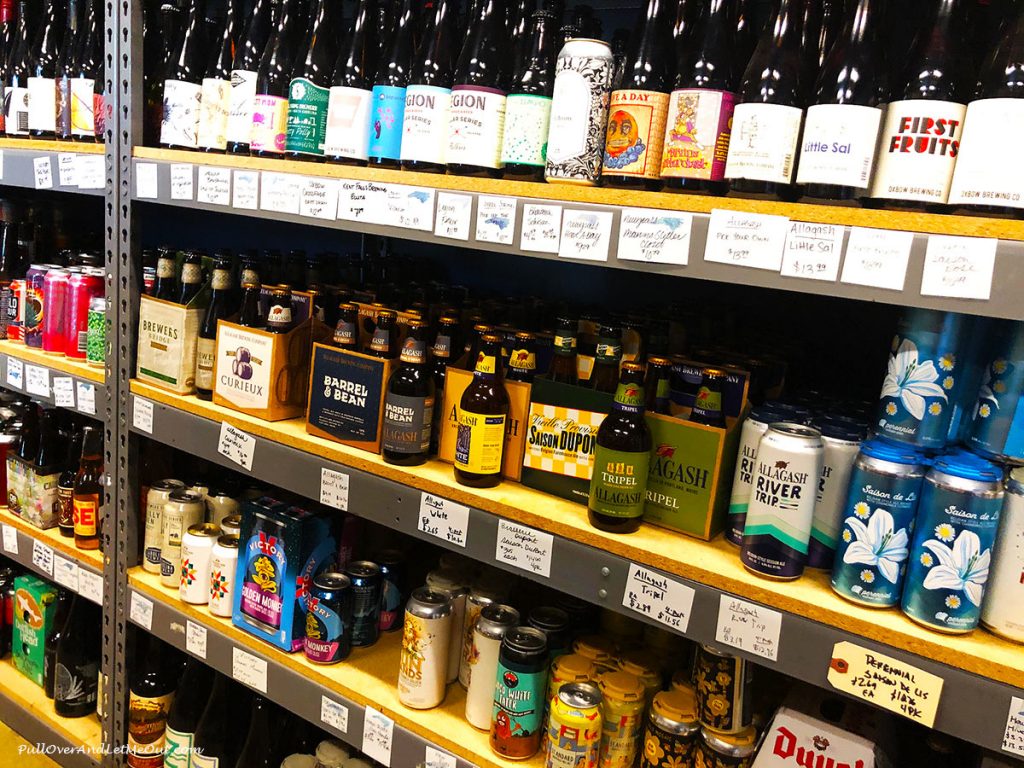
[42,268,69,354]
[6,278,24,343]
[65,268,104,359]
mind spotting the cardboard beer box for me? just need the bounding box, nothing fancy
[136,294,205,394]
[754,707,877,768]
[12,575,57,686]
[5,454,30,517]
[21,463,60,529]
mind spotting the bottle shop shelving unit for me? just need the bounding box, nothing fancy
[0,1,1020,766]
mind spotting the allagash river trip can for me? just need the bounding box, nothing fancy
[808,415,865,569]
[726,404,786,546]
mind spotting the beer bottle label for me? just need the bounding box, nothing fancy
[401,85,451,164]
[796,103,883,190]
[447,85,506,168]
[27,76,56,133]
[55,658,98,707]
[304,594,346,663]
[553,334,576,353]
[164,726,194,768]
[250,94,289,153]
[382,393,434,454]
[612,380,644,413]
[661,88,736,181]
[400,337,426,364]
[501,94,552,167]
[432,332,453,358]
[490,661,545,758]
[266,304,292,329]
[595,343,622,362]
[474,353,498,375]
[56,484,74,528]
[56,76,71,136]
[127,691,174,758]
[189,754,221,768]
[368,85,407,160]
[285,77,331,155]
[95,92,107,137]
[870,99,966,204]
[692,385,722,420]
[7,85,30,135]
[589,446,650,519]
[603,89,669,179]
[949,97,1024,209]
[324,86,372,160]
[73,496,99,536]
[546,55,613,182]
[225,69,259,144]
[195,337,216,391]
[509,348,536,373]
[455,410,506,474]
[369,327,391,353]
[334,320,357,346]
[160,79,201,147]
[70,78,96,136]
[724,102,803,184]
[655,377,670,401]
[196,77,231,150]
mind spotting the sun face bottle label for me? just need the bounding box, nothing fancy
[602,89,669,179]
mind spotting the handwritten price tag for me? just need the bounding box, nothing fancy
[132,398,153,434]
[170,163,194,200]
[921,235,997,300]
[476,195,517,245]
[622,563,695,632]
[361,707,394,766]
[704,209,790,271]
[33,156,53,189]
[135,162,158,198]
[495,519,553,577]
[31,540,53,576]
[197,166,232,206]
[1,524,17,555]
[780,222,845,282]
[53,556,80,592]
[715,595,782,662]
[321,696,350,734]
[77,155,105,189]
[58,153,79,187]
[232,647,268,693]
[52,376,75,407]
[320,468,350,511]
[390,185,435,231]
[418,493,469,548]
[435,192,473,240]
[77,382,96,415]
[260,172,302,214]
[559,210,613,262]
[425,747,457,768]
[827,641,943,727]
[232,170,259,210]
[79,570,103,604]
[186,620,208,659]
[1004,697,1024,757]
[217,422,256,471]
[617,208,692,265]
[337,179,390,223]
[300,178,339,220]
[129,592,153,630]
[6,358,22,389]
[25,364,49,397]
[840,227,914,291]
[520,204,562,253]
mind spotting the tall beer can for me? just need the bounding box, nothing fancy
[983,467,1024,642]
[491,625,549,759]
[179,522,220,604]
[426,567,469,683]
[459,582,504,688]
[398,587,453,709]
[727,404,785,545]
[466,604,520,729]
[143,479,184,574]
[65,269,103,359]
[740,424,824,580]
[596,671,645,768]
[6,278,24,342]
[208,534,239,617]
[41,268,68,354]
[808,416,865,570]
[159,490,206,588]
[693,644,752,733]
[969,319,1024,463]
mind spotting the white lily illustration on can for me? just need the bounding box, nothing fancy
[921,529,992,607]
[842,508,909,584]
[880,339,948,421]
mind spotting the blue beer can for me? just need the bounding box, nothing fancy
[345,560,382,647]
[830,439,927,606]
[376,549,406,632]
[875,309,968,451]
[304,571,353,664]
[968,320,1024,464]
[901,449,1004,633]
[808,416,866,570]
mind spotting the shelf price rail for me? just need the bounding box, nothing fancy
[0,138,106,196]
[0,341,105,418]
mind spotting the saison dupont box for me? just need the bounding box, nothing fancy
[12,575,57,686]
[136,294,205,394]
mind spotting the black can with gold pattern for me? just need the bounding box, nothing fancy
[693,644,753,733]
[640,688,700,768]
[693,726,757,768]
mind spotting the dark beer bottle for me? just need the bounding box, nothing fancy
[196,0,237,152]
[547,316,578,385]
[159,0,207,149]
[53,596,99,718]
[153,249,178,301]
[238,282,266,329]
[165,656,215,766]
[798,0,887,202]
[53,0,78,140]
[690,367,727,428]
[455,333,510,488]
[500,11,557,180]
[382,319,435,466]
[590,324,623,394]
[234,695,279,768]
[5,0,32,136]
[506,332,537,383]
[0,0,17,134]
[284,0,336,159]
[26,0,64,138]
[602,0,673,190]
[127,636,177,765]
[725,0,806,202]
[333,302,360,348]
[69,0,101,141]
[430,314,459,452]
[643,356,672,415]
[196,258,235,400]
[368,0,416,167]
[323,0,377,164]
[462,322,491,371]
[266,286,293,334]
[56,428,82,537]
[73,426,102,551]
[43,589,71,698]
[192,674,241,768]
[251,0,298,157]
[225,0,276,154]
[367,309,399,358]
[588,362,652,534]
[177,251,203,305]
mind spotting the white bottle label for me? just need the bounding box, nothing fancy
[7,85,29,135]
[164,726,194,768]
[195,336,216,391]
[70,78,96,135]
[190,754,220,768]
[948,98,1024,209]
[725,102,803,183]
[546,69,590,163]
[796,103,883,190]
[225,69,258,145]
[27,76,56,132]
[323,85,372,160]
[502,94,552,167]
[197,77,231,150]
[870,99,966,203]
[161,79,201,148]
[446,85,506,168]
[400,84,450,165]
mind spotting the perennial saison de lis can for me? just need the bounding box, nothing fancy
[982,468,1024,641]
[547,682,603,768]
[968,320,1024,463]
[398,587,453,709]
[491,626,549,759]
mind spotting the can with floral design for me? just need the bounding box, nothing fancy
[693,725,756,768]
[830,439,927,607]
[875,308,969,451]
[639,689,699,768]
[901,450,1004,634]
[692,644,752,734]
[968,320,1024,463]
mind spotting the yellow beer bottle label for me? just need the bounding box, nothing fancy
[474,353,498,374]
[455,409,507,473]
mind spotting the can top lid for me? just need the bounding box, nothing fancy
[597,670,644,701]
[764,399,814,418]
[280,756,318,768]
[152,479,185,491]
[478,604,521,636]
[814,414,867,441]
[223,513,241,525]
[652,689,698,724]
[572,634,618,661]
[345,561,381,578]
[748,403,789,423]
[186,522,222,537]
[426,567,468,592]
[551,652,597,679]
[314,739,350,766]
[408,586,453,614]
[168,489,205,504]
[701,725,757,754]
[502,626,548,654]
[313,572,353,591]
[617,649,658,680]
[766,422,822,440]
[528,606,569,632]
[557,681,602,709]
[373,548,404,566]
[860,438,927,466]
[216,534,239,548]
[670,671,695,694]
[932,448,1003,482]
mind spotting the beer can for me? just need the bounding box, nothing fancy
[466,604,520,729]
[143,479,184,574]
[426,567,469,683]
[727,404,786,545]
[543,653,599,754]
[337,513,363,569]
[376,549,406,633]
[670,670,696,696]
[968,319,1024,463]
[640,689,699,768]
[616,650,662,706]
[398,586,453,708]
[65,269,103,360]
[6,278,23,342]
[86,296,105,366]
[831,439,927,607]
[555,593,599,635]
[694,725,756,768]
[693,644,752,734]
[596,670,645,768]
[902,449,1004,633]
[808,416,866,570]
[205,489,239,527]
[490,625,549,759]
[598,609,643,649]
[41,268,68,354]
[221,512,241,537]
[983,467,1024,641]
[459,582,504,688]
[740,423,824,580]
[529,606,571,657]
[208,534,239,618]
[160,490,206,588]
[179,522,221,604]
[305,572,354,665]
[571,635,618,675]
[547,682,603,768]
[23,263,53,348]
[545,39,615,186]
[346,561,382,647]
[314,739,350,768]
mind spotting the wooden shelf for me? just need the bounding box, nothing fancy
[0,138,104,155]
[0,508,105,575]
[0,341,105,386]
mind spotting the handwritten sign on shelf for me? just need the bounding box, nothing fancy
[617,208,692,265]
[559,210,613,261]
[780,222,845,282]
[1003,697,1024,757]
[920,235,997,300]
[232,170,259,210]
[217,422,256,471]
[300,178,339,220]
[476,196,517,245]
[232,647,268,693]
[321,696,349,734]
[361,707,395,766]
[33,156,53,190]
[135,162,158,198]
[260,172,302,215]
[840,227,914,291]
[197,166,232,206]
[520,204,562,253]
[31,540,53,576]
[715,594,782,662]
[169,163,194,200]
[320,468,350,511]
[495,519,553,577]
[435,192,473,240]
[704,209,790,271]
[622,563,695,632]
[418,493,469,548]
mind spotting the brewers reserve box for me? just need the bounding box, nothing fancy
[136,264,210,394]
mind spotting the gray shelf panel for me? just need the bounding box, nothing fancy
[130,391,1024,754]
[0,690,100,768]
[0,145,106,196]
[0,352,106,419]
[130,157,1024,321]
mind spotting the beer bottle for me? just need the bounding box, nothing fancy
[25,0,64,138]
[462,322,491,371]
[69,0,101,142]
[814,0,843,71]
[43,589,71,698]
[588,362,652,534]
[547,316,578,385]
[153,249,178,301]
[5,0,32,136]
[196,259,235,400]
[797,0,887,202]
[238,282,265,329]
[644,356,672,415]
[367,309,399,358]
[56,428,82,537]
[382,319,435,466]
[177,251,203,305]
[0,0,16,133]
[196,0,237,152]
[400,0,456,172]
[725,0,806,202]
[165,657,214,768]
[73,425,102,551]
[266,286,293,334]
[691,368,727,428]
[734,0,759,72]
[506,331,537,383]
[870,0,967,208]
[225,0,276,154]
[333,302,360,348]
[430,314,459,452]
[250,0,298,157]
[660,0,739,194]
[455,333,510,488]
[53,596,100,718]
[500,11,557,181]
[610,27,629,87]
[191,673,241,768]
[127,636,177,766]
[234,694,280,768]
[323,0,377,164]
[368,0,416,167]
[590,323,623,394]
[159,0,206,149]
[53,0,78,140]
[602,0,673,189]
[284,0,336,159]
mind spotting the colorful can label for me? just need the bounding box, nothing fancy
[208,545,237,618]
[492,660,546,757]
[598,696,644,768]
[127,691,174,763]
[324,86,372,160]
[447,85,506,168]
[693,646,751,733]
[455,410,506,474]
[70,78,96,136]
[398,610,451,708]
[808,434,862,569]
[589,447,650,519]
[982,471,1024,640]
[641,717,697,768]
[502,94,552,167]
[725,102,803,184]
[968,320,1024,462]
[379,567,404,632]
[548,694,602,768]
[950,98,1024,208]
[727,415,771,546]
[401,85,450,164]
[546,49,614,184]
[602,90,669,179]
[693,738,752,768]
[197,77,231,150]
[250,94,288,153]
[285,77,330,155]
[240,524,286,631]
[304,593,350,663]
[660,89,735,180]
[796,103,883,190]
[368,84,407,160]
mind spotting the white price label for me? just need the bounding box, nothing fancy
[52,376,75,407]
[129,592,153,630]
[232,647,268,693]
[300,178,339,220]
[389,184,435,231]
[337,179,390,223]
[475,195,517,245]
[495,519,553,577]
[76,155,105,189]
[33,156,53,189]
[840,227,914,291]
[260,172,303,214]
[425,747,457,768]
[921,235,997,300]
[617,208,693,265]
[559,209,613,262]
[6,357,22,388]
[217,422,256,470]
[435,192,473,240]
[25,364,49,397]
[132,398,154,434]
[197,166,232,206]
[715,595,782,662]
[53,556,80,592]
[520,204,563,253]
[320,468,350,511]
[78,570,103,605]
[1,524,17,555]
[704,208,790,271]
[1004,697,1024,756]
[232,170,259,209]
[31,540,53,576]
[58,153,79,187]
[186,620,208,659]
[170,163,194,200]
[135,162,159,198]
[361,707,395,766]
[76,382,96,415]
[622,563,695,633]
[320,696,350,734]
[418,493,469,548]
[780,222,845,282]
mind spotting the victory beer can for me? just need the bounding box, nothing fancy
[740,423,824,580]
[208,534,239,617]
[596,670,645,768]
[466,604,520,729]
[305,572,354,665]
[346,561,382,647]
[693,644,752,734]
[160,490,206,588]
[547,681,603,768]
[640,689,699,768]
[983,467,1024,641]
[902,450,1004,633]
[727,404,786,545]
[426,567,469,683]
[376,549,406,632]
[397,586,452,708]
[545,39,614,186]
[808,416,865,570]
[143,479,184,573]
[179,522,221,604]
[490,625,549,759]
